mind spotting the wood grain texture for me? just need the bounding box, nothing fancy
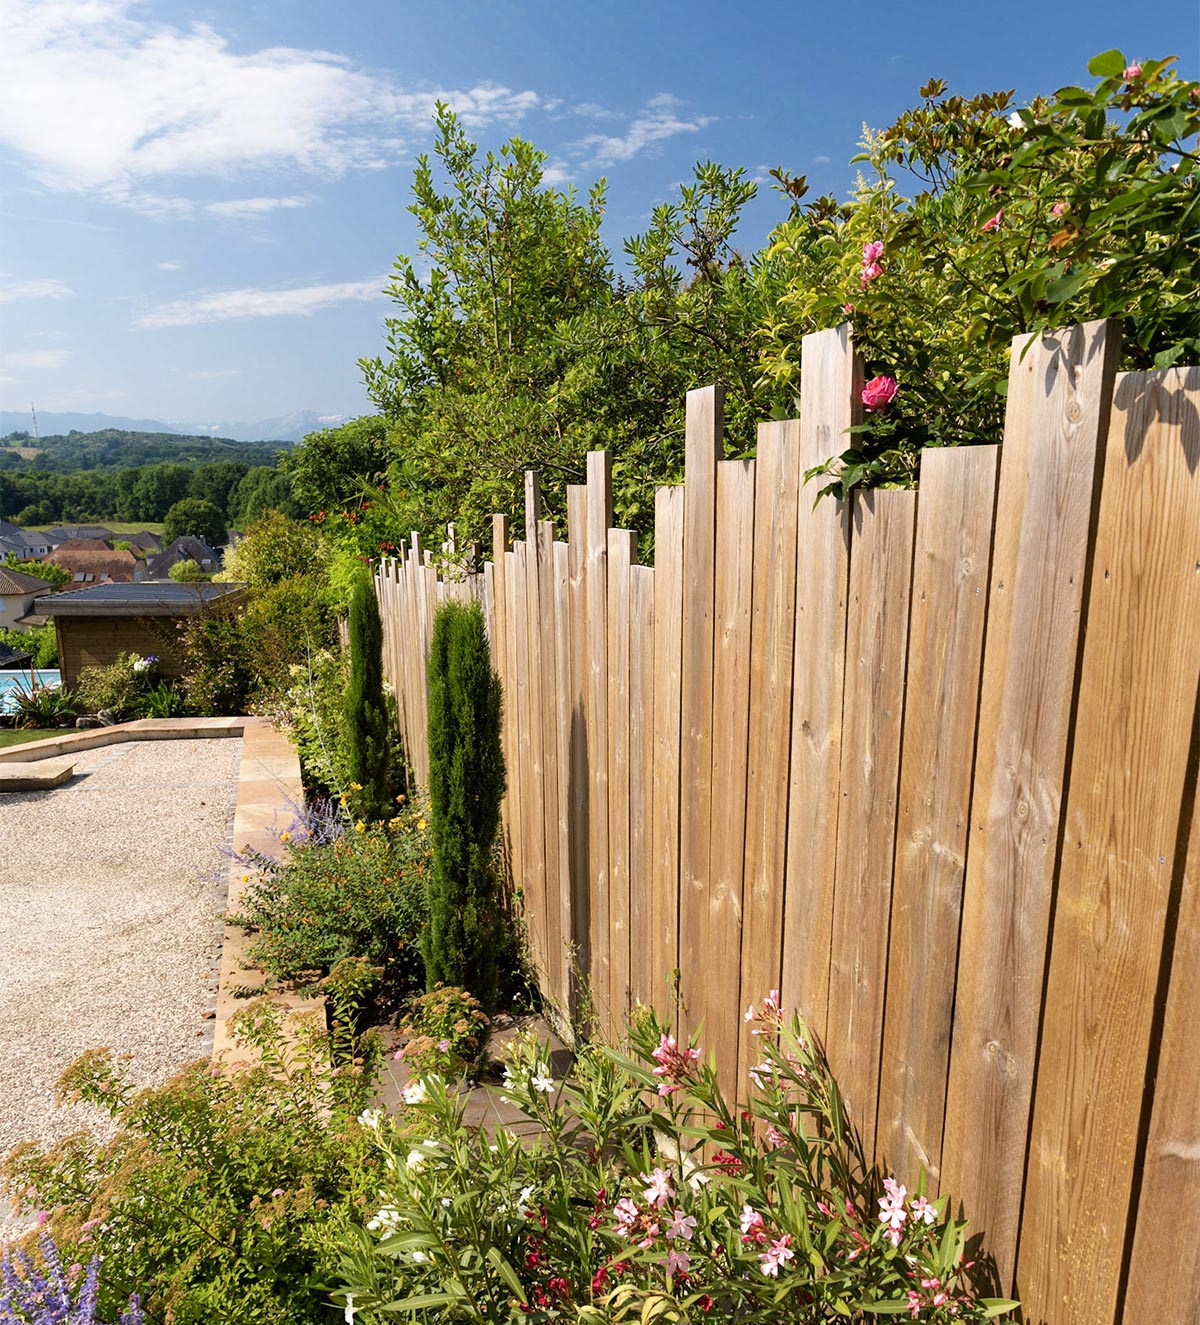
[1124,744,1200,1324]
[825,489,917,1153]
[522,476,549,990]
[491,518,512,889]
[567,486,591,992]
[876,444,999,1185]
[538,516,563,1008]
[679,385,725,1043]
[651,484,685,1017]
[782,326,856,1040]
[739,419,800,1089]
[940,321,1117,1285]
[629,563,656,1009]
[607,528,636,1028]
[551,537,574,1012]
[585,453,613,1021]
[1017,367,1200,1325]
[704,458,756,1087]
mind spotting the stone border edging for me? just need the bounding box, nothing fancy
[0,716,247,763]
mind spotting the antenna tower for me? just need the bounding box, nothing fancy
[30,404,39,440]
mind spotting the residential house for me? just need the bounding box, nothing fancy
[44,541,144,586]
[0,528,56,559]
[0,566,56,629]
[43,524,115,544]
[145,536,221,579]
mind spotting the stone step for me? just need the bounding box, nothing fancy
[0,757,77,791]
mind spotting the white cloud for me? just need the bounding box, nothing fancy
[180,368,243,379]
[577,94,713,165]
[136,277,386,329]
[813,154,832,165]
[205,195,310,220]
[158,260,183,272]
[3,349,72,369]
[0,1,540,206]
[0,277,74,304]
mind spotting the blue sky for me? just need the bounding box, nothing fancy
[0,0,1194,432]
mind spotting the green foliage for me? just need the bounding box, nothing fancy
[0,622,57,666]
[3,554,70,589]
[345,566,392,820]
[397,986,490,1080]
[284,416,395,518]
[278,647,353,794]
[162,496,226,546]
[233,807,431,997]
[168,557,211,582]
[1,996,386,1325]
[229,465,302,527]
[424,600,505,1008]
[219,510,328,588]
[335,1005,1017,1323]
[10,680,77,728]
[167,612,256,716]
[760,53,1199,495]
[138,679,188,718]
[75,651,158,718]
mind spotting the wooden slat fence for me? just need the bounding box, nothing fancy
[373,322,1200,1325]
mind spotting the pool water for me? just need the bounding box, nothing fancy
[0,669,62,714]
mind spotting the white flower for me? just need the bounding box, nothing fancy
[1007,111,1024,129]
[406,1148,430,1172]
[357,1108,383,1130]
[344,1292,355,1324]
[441,1198,452,1209]
[132,657,150,673]
[402,1079,428,1106]
[516,1183,536,1216]
[411,1250,429,1264]
[366,1204,402,1235]
[530,1064,555,1094]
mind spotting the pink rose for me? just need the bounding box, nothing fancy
[862,375,898,412]
[859,262,883,287]
[981,209,1003,232]
[1123,63,1142,82]
[1051,201,1069,217]
[862,240,884,264]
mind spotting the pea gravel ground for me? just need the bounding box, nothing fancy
[0,737,241,1238]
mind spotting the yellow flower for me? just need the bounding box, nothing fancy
[355,821,366,833]
[280,831,291,843]
[339,795,349,807]
[241,874,250,883]
[417,818,427,831]
[349,782,363,792]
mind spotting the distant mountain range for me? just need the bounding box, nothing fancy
[0,408,353,443]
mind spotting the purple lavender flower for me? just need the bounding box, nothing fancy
[0,1232,144,1324]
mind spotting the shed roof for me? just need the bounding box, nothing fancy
[38,581,248,617]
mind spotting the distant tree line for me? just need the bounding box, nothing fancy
[0,428,283,472]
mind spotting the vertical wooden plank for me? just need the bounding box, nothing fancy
[824,490,917,1153]
[703,458,755,1086]
[505,546,528,959]
[1018,366,1200,1325]
[567,486,591,995]
[491,517,512,881]
[585,453,613,1022]
[739,420,800,1086]
[679,385,724,1042]
[409,532,429,783]
[607,528,636,1029]
[538,515,562,1006]
[651,484,685,1017]
[523,476,549,990]
[551,538,574,1011]
[940,320,1118,1284]
[781,327,857,1040]
[1125,752,1200,1322]
[629,563,656,1010]
[876,444,999,1184]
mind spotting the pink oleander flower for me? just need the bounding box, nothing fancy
[908,1289,924,1319]
[640,1167,674,1208]
[910,1194,937,1225]
[1123,63,1142,81]
[1051,200,1069,217]
[650,1033,700,1095]
[613,1198,639,1234]
[981,208,1003,232]
[760,1234,795,1278]
[842,302,854,314]
[860,261,883,287]
[740,1204,768,1244]
[878,1178,908,1234]
[764,1123,787,1148]
[662,1247,691,1280]
[862,375,898,412]
[862,240,885,264]
[666,1208,697,1242]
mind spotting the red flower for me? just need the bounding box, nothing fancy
[861,375,898,413]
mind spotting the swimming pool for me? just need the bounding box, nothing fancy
[0,669,61,714]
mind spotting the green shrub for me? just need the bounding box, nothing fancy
[136,679,189,718]
[168,557,211,582]
[2,991,386,1325]
[75,651,158,718]
[279,647,353,795]
[336,1002,1018,1323]
[233,804,430,998]
[345,566,391,821]
[0,622,57,667]
[10,680,77,728]
[396,986,490,1081]
[424,600,505,1008]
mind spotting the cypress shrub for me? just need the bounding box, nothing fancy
[344,565,391,820]
[424,599,506,1008]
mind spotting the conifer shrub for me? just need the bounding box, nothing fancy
[423,599,505,1008]
[345,566,391,820]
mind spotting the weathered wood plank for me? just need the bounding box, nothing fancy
[679,386,724,1043]
[607,528,636,1028]
[941,320,1118,1285]
[523,476,549,990]
[629,563,656,1010]
[1018,367,1200,1325]
[651,484,685,1018]
[585,453,613,1022]
[781,326,856,1040]
[538,516,563,1007]
[704,458,755,1086]
[876,444,999,1184]
[551,537,574,1012]
[825,489,917,1152]
[567,486,591,994]
[739,419,800,1088]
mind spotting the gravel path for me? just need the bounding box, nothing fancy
[0,737,241,1237]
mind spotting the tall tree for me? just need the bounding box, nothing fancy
[344,565,391,821]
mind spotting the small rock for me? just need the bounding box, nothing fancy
[202,1010,215,1020]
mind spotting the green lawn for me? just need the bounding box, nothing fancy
[0,727,63,749]
[29,521,165,535]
